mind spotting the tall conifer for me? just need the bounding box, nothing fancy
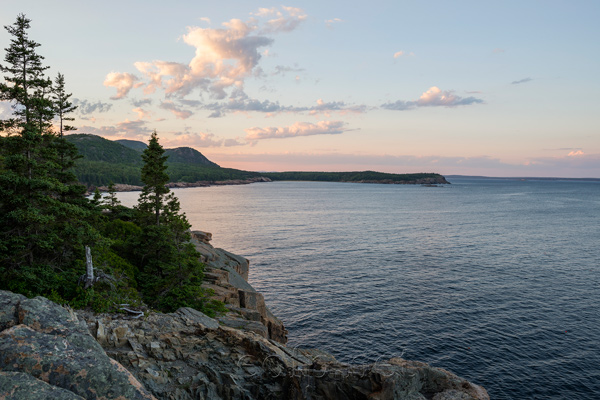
[135,131,205,311]
[0,14,97,298]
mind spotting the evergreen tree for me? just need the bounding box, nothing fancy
[137,130,170,226]
[134,131,205,311]
[52,72,77,138]
[104,181,121,211]
[0,14,97,299]
[91,187,102,206]
[0,14,49,135]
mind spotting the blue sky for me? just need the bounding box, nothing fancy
[1,1,599,177]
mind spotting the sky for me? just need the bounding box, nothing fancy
[1,1,599,177]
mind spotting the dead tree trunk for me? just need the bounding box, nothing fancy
[85,246,94,285]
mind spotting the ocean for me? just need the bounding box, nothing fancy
[116,177,600,399]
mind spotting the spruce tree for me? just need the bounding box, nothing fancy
[135,131,204,311]
[0,14,49,135]
[0,14,97,299]
[104,181,121,211]
[52,72,77,138]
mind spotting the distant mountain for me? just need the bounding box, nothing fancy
[65,133,252,186]
[113,139,218,167]
[115,139,147,152]
[65,133,448,187]
[67,134,141,165]
[164,147,219,167]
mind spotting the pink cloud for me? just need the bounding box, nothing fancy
[77,118,148,139]
[133,107,152,119]
[382,86,484,110]
[245,120,348,141]
[103,72,143,99]
[159,101,193,119]
[106,7,306,101]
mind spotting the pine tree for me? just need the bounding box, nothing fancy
[52,72,77,138]
[104,181,121,211]
[134,131,205,311]
[0,14,98,299]
[0,14,49,135]
[137,130,170,226]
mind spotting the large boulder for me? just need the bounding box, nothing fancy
[0,290,155,400]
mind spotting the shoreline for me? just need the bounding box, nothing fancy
[95,175,451,193]
[0,231,489,399]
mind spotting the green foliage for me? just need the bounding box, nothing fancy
[63,134,257,186]
[52,72,77,137]
[262,170,446,183]
[104,181,121,211]
[0,14,99,300]
[0,14,225,319]
[133,132,209,312]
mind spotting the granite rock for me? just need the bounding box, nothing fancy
[0,290,156,400]
[76,306,489,400]
[192,230,288,343]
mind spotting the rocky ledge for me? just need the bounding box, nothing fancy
[97,177,272,192]
[0,233,488,400]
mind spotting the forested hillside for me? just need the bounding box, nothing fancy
[65,134,256,186]
[66,133,448,186]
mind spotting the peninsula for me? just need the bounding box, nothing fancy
[65,134,450,189]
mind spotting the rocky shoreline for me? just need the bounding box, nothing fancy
[96,177,273,192]
[0,232,488,399]
[95,175,450,192]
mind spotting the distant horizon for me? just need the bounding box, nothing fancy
[73,132,600,180]
[3,2,598,178]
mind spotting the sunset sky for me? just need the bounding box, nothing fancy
[1,1,599,177]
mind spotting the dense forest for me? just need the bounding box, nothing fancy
[66,134,447,187]
[65,134,261,186]
[0,14,223,316]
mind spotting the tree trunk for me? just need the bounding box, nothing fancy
[85,246,94,285]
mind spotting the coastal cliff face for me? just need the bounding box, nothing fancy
[0,234,488,400]
[191,230,288,344]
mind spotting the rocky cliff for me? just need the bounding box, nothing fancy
[191,231,287,344]
[0,234,489,400]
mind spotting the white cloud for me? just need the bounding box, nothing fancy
[77,119,149,139]
[382,86,484,110]
[325,18,342,28]
[567,150,584,157]
[245,120,348,141]
[260,6,307,33]
[162,131,226,148]
[106,7,306,101]
[393,51,414,58]
[133,107,152,119]
[103,72,143,99]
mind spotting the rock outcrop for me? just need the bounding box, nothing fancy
[0,290,155,400]
[76,305,488,400]
[0,236,489,400]
[192,230,288,344]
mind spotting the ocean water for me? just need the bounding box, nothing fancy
[116,177,600,399]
